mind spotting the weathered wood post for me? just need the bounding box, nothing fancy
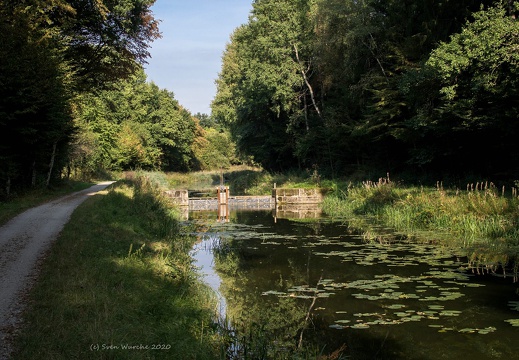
[217,185,229,222]
[217,185,229,205]
[273,183,277,223]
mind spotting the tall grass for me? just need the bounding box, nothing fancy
[12,174,222,359]
[323,178,519,280]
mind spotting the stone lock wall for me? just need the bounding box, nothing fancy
[164,189,189,206]
[272,188,323,204]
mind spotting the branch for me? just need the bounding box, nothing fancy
[364,33,389,84]
[297,273,323,349]
[293,44,323,121]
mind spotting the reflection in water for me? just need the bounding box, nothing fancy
[188,210,519,359]
[191,234,227,316]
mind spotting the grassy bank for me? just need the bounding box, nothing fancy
[12,175,221,359]
[322,178,519,280]
[158,165,333,196]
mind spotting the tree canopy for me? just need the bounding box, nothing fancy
[3,0,519,197]
[0,0,160,195]
[213,0,517,180]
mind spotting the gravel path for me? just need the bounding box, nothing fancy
[0,182,115,359]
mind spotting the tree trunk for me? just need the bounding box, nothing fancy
[31,161,36,187]
[303,93,309,132]
[293,44,323,121]
[365,33,389,84]
[5,177,10,197]
[46,141,57,187]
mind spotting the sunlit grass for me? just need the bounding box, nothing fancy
[12,175,222,360]
[322,179,519,280]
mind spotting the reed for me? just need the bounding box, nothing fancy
[322,178,519,280]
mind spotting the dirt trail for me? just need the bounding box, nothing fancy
[0,182,115,359]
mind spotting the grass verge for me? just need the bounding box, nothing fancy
[11,175,221,360]
[0,180,94,226]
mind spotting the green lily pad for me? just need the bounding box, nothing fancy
[329,324,346,330]
[505,319,519,326]
[478,327,497,334]
[439,310,462,317]
[262,290,286,296]
[459,328,477,333]
[351,323,370,329]
[387,304,406,309]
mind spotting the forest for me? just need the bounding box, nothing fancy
[213,0,519,181]
[2,0,519,198]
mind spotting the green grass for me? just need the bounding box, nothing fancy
[160,166,334,196]
[12,175,222,360]
[322,179,519,279]
[0,180,94,226]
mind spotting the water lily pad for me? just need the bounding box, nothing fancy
[387,304,406,309]
[351,323,370,329]
[438,327,455,333]
[439,310,462,317]
[317,292,334,298]
[478,327,497,334]
[262,290,286,296]
[459,328,477,333]
[395,312,410,317]
[505,319,519,326]
[354,312,381,317]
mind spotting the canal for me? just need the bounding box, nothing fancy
[188,208,519,359]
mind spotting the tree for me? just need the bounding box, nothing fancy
[0,0,160,194]
[55,0,161,89]
[213,0,322,170]
[421,1,519,176]
[0,6,74,193]
[215,0,518,179]
[73,71,197,173]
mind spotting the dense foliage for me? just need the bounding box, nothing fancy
[0,0,237,198]
[4,0,519,198]
[0,0,160,196]
[212,0,519,181]
[71,74,238,174]
[72,71,196,173]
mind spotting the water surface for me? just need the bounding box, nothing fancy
[188,209,519,359]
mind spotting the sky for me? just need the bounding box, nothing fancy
[144,1,252,115]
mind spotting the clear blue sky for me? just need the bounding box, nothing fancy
[144,1,252,115]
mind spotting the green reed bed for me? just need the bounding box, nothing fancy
[12,174,221,360]
[323,178,519,280]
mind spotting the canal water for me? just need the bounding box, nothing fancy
[188,209,519,359]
